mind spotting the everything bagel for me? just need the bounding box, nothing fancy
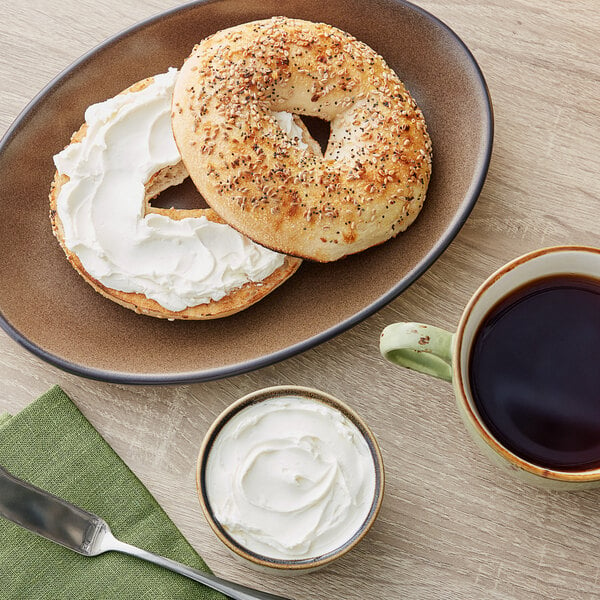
[50,71,301,320]
[172,17,432,262]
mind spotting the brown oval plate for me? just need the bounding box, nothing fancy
[0,0,493,384]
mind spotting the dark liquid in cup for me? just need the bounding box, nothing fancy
[469,274,600,471]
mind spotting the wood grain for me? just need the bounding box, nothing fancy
[1,1,599,599]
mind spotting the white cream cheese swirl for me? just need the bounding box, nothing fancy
[272,111,309,151]
[205,396,376,560]
[53,69,307,313]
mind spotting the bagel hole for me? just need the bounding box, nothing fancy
[149,177,210,210]
[299,116,331,154]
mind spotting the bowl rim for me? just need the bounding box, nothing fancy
[195,385,386,570]
[0,0,494,384]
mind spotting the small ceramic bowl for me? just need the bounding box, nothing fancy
[196,386,385,573]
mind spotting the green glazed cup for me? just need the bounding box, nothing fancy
[380,246,600,489]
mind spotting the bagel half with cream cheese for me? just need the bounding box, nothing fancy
[50,73,301,320]
[172,17,432,262]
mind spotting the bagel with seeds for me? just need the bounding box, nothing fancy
[50,72,301,320]
[172,17,432,262]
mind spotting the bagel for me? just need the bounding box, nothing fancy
[172,17,432,262]
[50,71,301,320]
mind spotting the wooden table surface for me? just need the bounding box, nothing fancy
[1,1,599,598]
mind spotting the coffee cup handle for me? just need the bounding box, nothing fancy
[380,322,454,382]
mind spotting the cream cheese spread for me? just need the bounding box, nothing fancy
[272,111,309,151]
[205,396,376,560]
[53,69,306,312]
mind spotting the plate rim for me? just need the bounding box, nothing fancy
[0,0,494,385]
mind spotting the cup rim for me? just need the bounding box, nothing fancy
[196,385,385,570]
[454,245,600,482]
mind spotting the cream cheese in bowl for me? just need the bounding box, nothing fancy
[197,386,384,572]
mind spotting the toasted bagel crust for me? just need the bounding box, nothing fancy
[172,17,432,262]
[50,76,301,320]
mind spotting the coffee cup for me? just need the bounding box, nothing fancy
[380,246,600,489]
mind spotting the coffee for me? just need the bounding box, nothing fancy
[469,274,600,471]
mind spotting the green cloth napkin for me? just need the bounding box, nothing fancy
[0,386,225,600]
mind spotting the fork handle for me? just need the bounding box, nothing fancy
[106,534,292,600]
